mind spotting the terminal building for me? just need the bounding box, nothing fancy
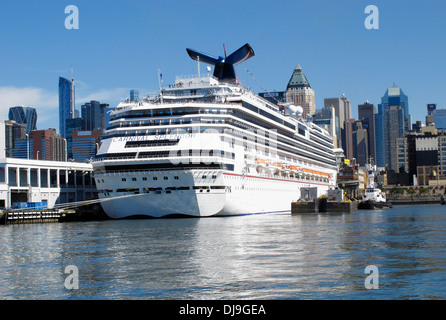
[0,157,96,209]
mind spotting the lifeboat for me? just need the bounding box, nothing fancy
[302,168,331,179]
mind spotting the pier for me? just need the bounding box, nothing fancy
[291,198,358,214]
[291,187,358,214]
[1,209,63,224]
[0,197,109,225]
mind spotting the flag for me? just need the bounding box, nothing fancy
[158,69,163,84]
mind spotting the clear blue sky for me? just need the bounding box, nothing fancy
[1,0,445,130]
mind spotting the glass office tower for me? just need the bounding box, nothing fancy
[8,106,37,134]
[59,77,75,139]
[375,84,409,169]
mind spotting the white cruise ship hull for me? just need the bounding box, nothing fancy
[96,169,333,219]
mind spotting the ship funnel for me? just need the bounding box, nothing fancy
[186,43,255,83]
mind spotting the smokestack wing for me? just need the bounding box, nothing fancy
[225,43,255,66]
[186,48,222,66]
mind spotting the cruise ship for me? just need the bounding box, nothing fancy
[93,44,338,218]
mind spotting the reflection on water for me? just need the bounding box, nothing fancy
[0,205,445,299]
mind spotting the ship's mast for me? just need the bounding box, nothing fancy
[158,69,164,104]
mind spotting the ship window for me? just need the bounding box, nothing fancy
[144,187,162,192]
[165,186,190,191]
[132,178,137,181]
[116,188,139,193]
[122,178,126,182]
[164,176,168,180]
[153,177,158,181]
[174,176,179,180]
[142,177,147,181]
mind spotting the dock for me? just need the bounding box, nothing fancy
[1,209,63,225]
[291,198,359,214]
[291,187,359,214]
[0,203,108,225]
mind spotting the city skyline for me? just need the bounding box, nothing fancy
[1,1,446,131]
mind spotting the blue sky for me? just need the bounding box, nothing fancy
[1,0,445,130]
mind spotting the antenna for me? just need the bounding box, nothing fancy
[157,69,164,104]
[71,65,75,119]
[244,66,281,105]
[197,56,200,77]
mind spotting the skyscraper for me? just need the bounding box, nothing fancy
[285,64,315,118]
[431,108,446,131]
[344,118,356,160]
[130,89,139,102]
[358,101,377,163]
[352,121,369,167]
[8,106,37,134]
[65,118,83,160]
[30,129,66,161]
[375,84,409,169]
[4,120,27,158]
[340,94,352,123]
[59,77,75,139]
[311,105,338,147]
[380,84,409,130]
[324,94,351,151]
[81,100,108,133]
[375,103,385,167]
[72,130,101,162]
[0,122,5,159]
[386,105,405,170]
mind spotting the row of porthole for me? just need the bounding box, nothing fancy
[119,175,218,182]
[97,174,219,184]
[120,176,180,182]
[100,186,225,195]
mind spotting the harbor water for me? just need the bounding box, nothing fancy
[0,204,445,300]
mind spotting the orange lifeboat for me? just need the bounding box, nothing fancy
[302,168,331,178]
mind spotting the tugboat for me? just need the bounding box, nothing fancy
[359,162,392,210]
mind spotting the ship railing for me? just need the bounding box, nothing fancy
[93,156,137,162]
[254,171,331,183]
[96,167,223,175]
[175,74,219,81]
[94,154,231,163]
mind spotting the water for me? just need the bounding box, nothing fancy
[0,204,445,300]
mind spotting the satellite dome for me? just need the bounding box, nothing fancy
[286,105,297,116]
[287,105,303,118]
[295,105,303,117]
